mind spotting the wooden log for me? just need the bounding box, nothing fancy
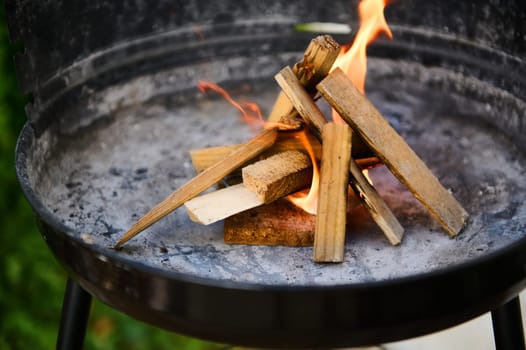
[190,144,238,173]
[267,35,340,123]
[314,123,352,262]
[242,150,313,203]
[114,128,279,248]
[184,184,264,225]
[317,68,469,237]
[275,65,404,245]
[224,198,316,246]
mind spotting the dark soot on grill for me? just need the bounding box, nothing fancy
[31,58,526,286]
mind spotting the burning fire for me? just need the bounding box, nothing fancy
[197,0,392,215]
[290,0,392,212]
[287,131,320,214]
[332,0,392,95]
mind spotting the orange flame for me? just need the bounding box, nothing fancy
[199,0,392,215]
[198,80,265,130]
[287,131,320,215]
[332,0,392,95]
[289,0,392,212]
[198,80,300,132]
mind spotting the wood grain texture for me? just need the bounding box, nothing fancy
[276,65,403,245]
[267,35,340,123]
[275,66,328,140]
[115,128,279,247]
[242,150,313,203]
[224,198,315,246]
[349,161,404,245]
[318,68,469,237]
[314,123,352,262]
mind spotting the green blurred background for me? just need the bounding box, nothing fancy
[0,5,229,350]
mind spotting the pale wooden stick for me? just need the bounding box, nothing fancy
[242,150,312,203]
[186,150,314,225]
[314,123,351,262]
[318,68,469,237]
[190,144,238,172]
[184,184,263,225]
[276,66,404,245]
[275,67,328,139]
[267,35,340,123]
[114,128,278,248]
[348,161,403,245]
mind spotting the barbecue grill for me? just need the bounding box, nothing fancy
[7,0,526,348]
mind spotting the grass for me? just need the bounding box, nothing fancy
[0,7,228,350]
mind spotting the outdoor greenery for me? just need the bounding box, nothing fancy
[0,6,228,350]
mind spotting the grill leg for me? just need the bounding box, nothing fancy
[57,278,92,350]
[491,296,525,350]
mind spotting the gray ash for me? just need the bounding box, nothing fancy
[29,58,526,286]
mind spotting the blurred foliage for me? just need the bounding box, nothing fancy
[0,6,226,350]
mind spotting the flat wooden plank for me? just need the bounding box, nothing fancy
[314,123,352,262]
[242,150,312,203]
[317,68,469,237]
[184,184,264,225]
[349,161,404,245]
[275,66,328,140]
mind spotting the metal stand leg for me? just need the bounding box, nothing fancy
[56,278,92,350]
[491,296,525,350]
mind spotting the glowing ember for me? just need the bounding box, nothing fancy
[287,130,320,215]
[198,80,265,130]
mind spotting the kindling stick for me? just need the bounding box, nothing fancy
[267,35,340,123]
[184,184,264,225]
[314,123,352,262]
[275,66,404,246]
[115,127,279,248]
[185,150,313,225]
[317,68,468,237]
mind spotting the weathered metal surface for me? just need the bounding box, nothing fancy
[23,56,526,286]
[8,0,526,346]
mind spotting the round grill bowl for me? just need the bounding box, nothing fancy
[12,0,526,347]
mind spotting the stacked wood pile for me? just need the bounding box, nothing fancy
[115,35,468,263]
